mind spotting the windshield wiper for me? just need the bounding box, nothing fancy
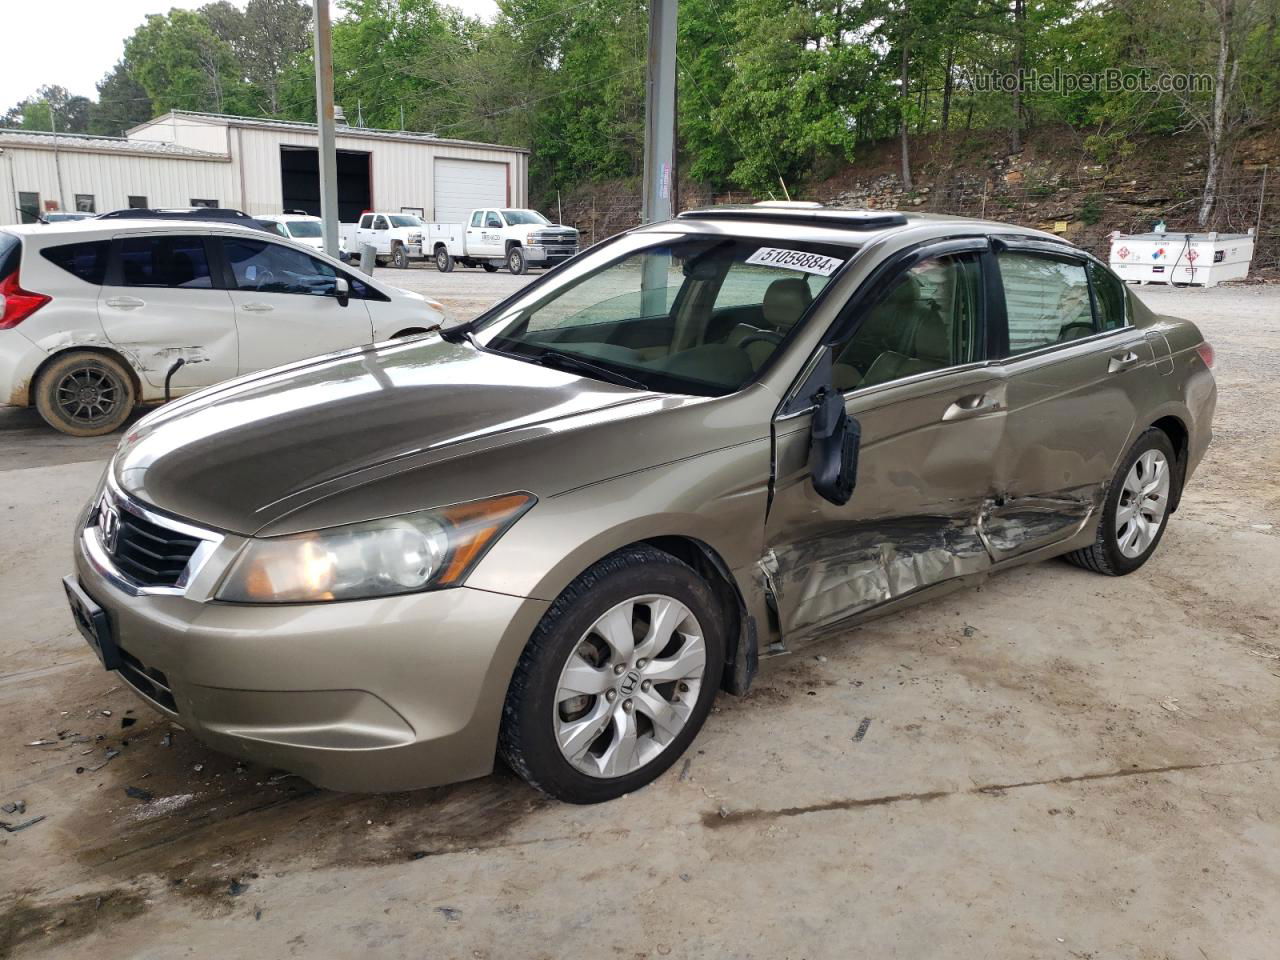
[530,349,649,391]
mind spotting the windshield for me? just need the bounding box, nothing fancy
[390,215,424,227]
[502,210,551,226]
[475,233,852,396]
[286,220,323,238]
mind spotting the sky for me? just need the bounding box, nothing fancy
[1,0,501,110]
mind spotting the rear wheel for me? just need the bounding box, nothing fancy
[1065,427,1177,575]
[434,247,454,272]
[506,246,527,275]
[35,351,136,437]
[499,546,724,803]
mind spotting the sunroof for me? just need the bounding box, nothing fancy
[677,207,909,229]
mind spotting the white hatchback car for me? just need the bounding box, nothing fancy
[0,220,445,435]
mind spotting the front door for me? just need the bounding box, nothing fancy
[217,236,372,374]
[471,210,505,258]
[765,246,1005,646]
[98,232,238,391]
[983,247,1156,560]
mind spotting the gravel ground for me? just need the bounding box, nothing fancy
[1,273,1277,960]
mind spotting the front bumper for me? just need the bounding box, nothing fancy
[524,244,579,264]
[72,525,549,792]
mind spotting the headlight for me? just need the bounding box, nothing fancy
[217,493,533,603]
[423,297,444,312]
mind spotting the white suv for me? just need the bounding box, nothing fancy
[0,220,446,436]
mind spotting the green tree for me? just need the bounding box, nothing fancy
[124,9,254,114]
[89,62,155,137]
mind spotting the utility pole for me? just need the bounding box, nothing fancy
[313,0,340,257]
[640,0,677,224]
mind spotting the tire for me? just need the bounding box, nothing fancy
[392,243,410,269]
[482,263,499,273]
[506,246,527,275]
[434,247,454,272]
[34,351,136,437]
[499,545,725,804]
[1065,427,1178,576]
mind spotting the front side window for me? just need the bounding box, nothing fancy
[223,238,338,296]
[833,254,982,390]
[1088,261,1127,331]
[118,235,213,289]
[43,241,110,285]
[485,212,502,228]
[477,234,850,396]
[502,210,550,226]
[373,216,389,231]
[999,253,1093,354]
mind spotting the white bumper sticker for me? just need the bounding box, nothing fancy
[745,247,843,276]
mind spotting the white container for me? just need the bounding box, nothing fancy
[1109,231,1255,287]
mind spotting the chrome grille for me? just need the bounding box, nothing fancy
[88,490,209,590]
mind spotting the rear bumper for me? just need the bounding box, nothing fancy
[0,328,47,407]
[72,531,549,792]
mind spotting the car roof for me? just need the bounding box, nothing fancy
[664,206,1071,249]
[2,218,289,242]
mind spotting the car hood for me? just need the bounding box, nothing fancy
[112,336,708,536]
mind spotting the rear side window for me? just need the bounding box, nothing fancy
[1088,261,1127,331]
[42,241,110,285]
[470,211,483,227]
[998,253,1092,354]
[0,233,20,280]
[118,235,214,289]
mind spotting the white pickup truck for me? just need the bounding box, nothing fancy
[425,208,580,274]
[339,212,427,268]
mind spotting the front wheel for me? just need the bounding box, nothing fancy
[434,247,454,272]
[499,546,725,804]
[506,247,527,275]
[392,243,410,269]
[34,351,136,437]
[1065,427,1178,575]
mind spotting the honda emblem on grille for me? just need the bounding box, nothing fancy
[99,501,121,554]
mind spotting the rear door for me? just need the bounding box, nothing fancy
[98,232,237,390]
[983,243,1155,559]
[216,235,372,374]
[765,241,1005,645]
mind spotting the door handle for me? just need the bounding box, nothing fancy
[942,392,1000,421]
[105,296,145,310]
[241,302,274,313]
[1108,350,1141,373]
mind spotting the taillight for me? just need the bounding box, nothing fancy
[1195,341,1215,369]
[0,272,50,330]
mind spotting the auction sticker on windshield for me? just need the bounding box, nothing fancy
[745,247,844,276]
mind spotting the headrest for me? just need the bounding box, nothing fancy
[762,277,813,329]
[912,315,951,364]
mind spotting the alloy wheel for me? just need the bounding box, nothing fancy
[55,366,124,427]
[1115,449,1171,557]
[553,594,707,779]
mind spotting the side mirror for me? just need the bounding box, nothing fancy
[809,386,860,506]
[334,275,350,307]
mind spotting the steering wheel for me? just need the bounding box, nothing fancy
[1057,320,1094,342]
[737,330,785,352]
[254,268,276,292]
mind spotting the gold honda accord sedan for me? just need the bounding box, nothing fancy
[64,205,1216,803]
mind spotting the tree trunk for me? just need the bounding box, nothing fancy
[1199,0,1236,226]
[941,44,955,131]
[900,2,913,191]
[1010,0,1025,153]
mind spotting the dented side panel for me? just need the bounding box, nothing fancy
[765,368,1008,647]
[96,283,238,391]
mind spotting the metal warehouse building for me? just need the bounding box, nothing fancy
[1,110,529,226]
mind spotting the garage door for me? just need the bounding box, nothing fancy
[433,159,509,223]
